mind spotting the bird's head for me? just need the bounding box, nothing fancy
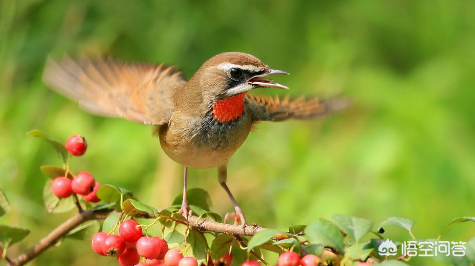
[192,52,289,100]
[181,52,289,122]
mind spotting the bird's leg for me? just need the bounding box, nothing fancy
[178,166,192,218]
[218,165,247,225]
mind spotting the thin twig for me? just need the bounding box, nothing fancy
[7,210,110,266]
[72,193,83,212]
[233,235,269,266]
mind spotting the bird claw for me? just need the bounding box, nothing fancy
[178,201,192,219]
[224,208,247,226]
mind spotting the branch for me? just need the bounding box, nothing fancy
[139,212,291,240]
[7,210,288,266]
[188,216,265,236]
[7,210,110,266]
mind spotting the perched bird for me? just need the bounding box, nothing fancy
[43,52,345,224]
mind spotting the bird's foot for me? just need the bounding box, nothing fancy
[178,201,192,219]
[224,207,248,226]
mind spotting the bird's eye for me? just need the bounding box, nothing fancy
[229,68,243,80]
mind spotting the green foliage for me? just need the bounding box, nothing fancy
[123,199,159,217]
[378,217,415,238]
[210,234,234,260]
[27,130,68,165]
[305,219,345,253]
[332,214,374,243]
[43,179,76,213]
[0,225,30,247]
[247,229,283,252]
[40,165,74,179]
[66,220,101,241]
[172,188,213,213]
[0,190,11,217]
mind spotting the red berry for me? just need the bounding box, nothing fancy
[355,263,372,266]
[72,171,95,195]
[216,253,233,266]
[102,235,126,256]
[136,236,162,259]
[321,250,340,266]
[83,181,101,202]
[156,238,168,260]
[179,257,198,266]
[136,262,149,266]
[164,248,183,266]
[301,254,322,266]
[91,232,108,256]
[117,248,140,266]
[146,259,165,266]
[51,177,73,198]
[119,220,143,243]
[278,252,301,266]
[65,134,87,156]
[241,260,260,266]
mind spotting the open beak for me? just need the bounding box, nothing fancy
[248,69,289,90]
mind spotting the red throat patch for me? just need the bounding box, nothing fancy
[212,93,247,122]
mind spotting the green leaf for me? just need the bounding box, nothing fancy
[273,238,300,253]
[466,237,475,263]
[97,184,122,204]
[332,214,373,242]
[289,225,306,234]
[163,214,188,244]
[211,234,234,260]
[90,202,117,212]
[305,219,345,253]
[40,165,73,179]
[197,212,223,223]
[0,190,11,217]
[346,243,373,261]
[181,230,208,265]
[375,260,409,266]
[0,225,30,246]
[189,205,208,216]
[66,220,101,240]
[101,212,121,233]
[439,217,475,238]
[231,240,252,266]
[27,129,68,164]
[364,239,402,260]
[247,229,281,252]
[172,188,212,211]
[304,244,325,256]
[123,199,159,217]
[43,179,76,213]
[377,217,415,238]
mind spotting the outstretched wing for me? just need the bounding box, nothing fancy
[43,55,185,125]
[245,94,348,122]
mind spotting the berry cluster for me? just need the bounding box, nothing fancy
[91,219,199,266]
[50,135,101,202]
[277,250,370,266]
[91,219,262,266]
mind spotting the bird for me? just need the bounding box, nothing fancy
[43,52,346,225]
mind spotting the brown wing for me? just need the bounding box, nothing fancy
[43,55,185,125]
[245,94,349,122]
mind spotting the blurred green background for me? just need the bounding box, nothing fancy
[1,0,475,265]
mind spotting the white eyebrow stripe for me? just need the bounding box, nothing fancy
[217,63,264,72]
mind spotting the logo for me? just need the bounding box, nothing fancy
[378,239,398,256]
